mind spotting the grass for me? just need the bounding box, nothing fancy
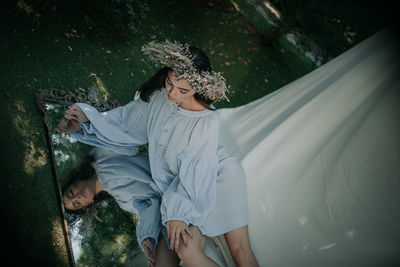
[0,0,384,264]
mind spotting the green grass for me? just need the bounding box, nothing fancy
[0,0,351,264]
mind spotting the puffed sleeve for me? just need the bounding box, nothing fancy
[71,97,148,155]
[92,148,162,251]
[133,197,162,251]
[160,114,219,230]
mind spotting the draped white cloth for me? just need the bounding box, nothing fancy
[218,28,400,266]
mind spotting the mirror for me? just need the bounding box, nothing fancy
[36,87,147,266]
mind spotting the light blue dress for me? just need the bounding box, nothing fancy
[72,88,248,238]
[90,147,163,249]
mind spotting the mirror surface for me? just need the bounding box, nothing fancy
[37,87,147,266]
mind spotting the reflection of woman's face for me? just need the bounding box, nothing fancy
[63,181,95,211]
[165,71,196,105]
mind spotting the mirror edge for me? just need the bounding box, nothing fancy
[35,89,76,267]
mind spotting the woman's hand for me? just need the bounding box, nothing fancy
[166,220,193,251]
[142,238,156,267]
[55,104,88,133]
[55,117,82,133]
[65,104,89,123]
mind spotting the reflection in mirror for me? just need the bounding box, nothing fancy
[36,87,146,266]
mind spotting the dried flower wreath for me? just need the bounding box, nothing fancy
[142,40,229,102]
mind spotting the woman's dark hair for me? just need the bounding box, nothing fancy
[61,154,111,212]
[138,46,214,107]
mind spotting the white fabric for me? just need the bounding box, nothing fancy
[218,28,400,266]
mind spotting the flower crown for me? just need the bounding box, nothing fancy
[141,40,229,102]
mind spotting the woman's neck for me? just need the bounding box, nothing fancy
[94,177,104,194]
[179,96,209,111]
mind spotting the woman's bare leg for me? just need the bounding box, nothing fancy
[154,237,180,267]
[225,225,259,267]
[176,226,218,267]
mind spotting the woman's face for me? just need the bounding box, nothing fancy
[63,180,96,211]
[165,71,196,105]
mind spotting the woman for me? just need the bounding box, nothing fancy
[58,40,259,266]
[62,147,165,266]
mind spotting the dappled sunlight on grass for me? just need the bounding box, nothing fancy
[51,217,70,264]
[12,99,47,175]
[24,140,47,175]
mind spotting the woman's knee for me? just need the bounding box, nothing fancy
[154,237,180,267]
[176,242,194,261]
[176,226,206,261]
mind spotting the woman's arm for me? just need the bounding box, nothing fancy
[57,99,148,154]
[92,148,163,256]
[134,197,162,252]
[160,114,220,246]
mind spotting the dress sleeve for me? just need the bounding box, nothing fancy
[91,147,162,251]
[71,99,148,155]
[134,197,162,251]
[160,114,219,229]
